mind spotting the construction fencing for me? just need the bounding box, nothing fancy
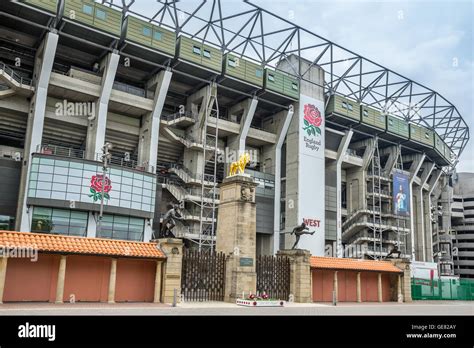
[411,278,474,301]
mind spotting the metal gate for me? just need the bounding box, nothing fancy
[256,255,290,300]
[181,249,226,301]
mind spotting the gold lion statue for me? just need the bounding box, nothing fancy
[229,152,251,176]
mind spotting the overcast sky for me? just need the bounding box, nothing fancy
[131,0,473,172]
[251,0,473,172]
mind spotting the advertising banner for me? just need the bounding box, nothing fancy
[297,94,325,256]
[393,171,410,216]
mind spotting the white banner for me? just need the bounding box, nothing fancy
[297,94,325,256]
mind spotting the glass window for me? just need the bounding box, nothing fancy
[228,58,237,67]
[97,214,144,241]
[291,82,298,90]
[83,4,93,15]
[268,74,275,82]
[363,110,369,117]
[342,101,347,109]
[31,207,87,237]
[389,119,394,125]
[95,8,106,20]
[153,31,162,41]
[203,49,211,58]
[192,46,201,55]
[255,69,263,78]
[347,103,353,111]
[425,132,430,139]
[143,27,152,37]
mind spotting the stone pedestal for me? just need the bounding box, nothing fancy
[389,258,412,302]
[277,249,312,303]
[216,175,258,302]
[157,238,183,304]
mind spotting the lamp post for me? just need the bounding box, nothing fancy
[97,142,112,235]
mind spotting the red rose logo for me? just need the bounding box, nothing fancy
[302,103,322,137]
[89,174,112,201]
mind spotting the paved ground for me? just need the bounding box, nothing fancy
[0,301,472,315]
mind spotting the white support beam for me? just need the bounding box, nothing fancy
[138,68,172,173]
[335,130,353,257]
[273,106,294,254]
[419,162,436,261]
[85,52,120,160]
[409,153,426,260]
[237,97,258,154]
[17,31,59,232]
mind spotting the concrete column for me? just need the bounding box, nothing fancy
[55,255,67,303]
[356,272,361,303]
[277,249,311,302]
[418,162,436,261]
[159,238,183,304]
[333,271,338,303]
[335,130,353,257]
[153,260,163,303]
[427,170,443,262]
[409,153,426,260]
[0,257,8,304]
[137,69,172,173]
[85,52,120,160]
[381,145,401,175]
[227,97,258,156]
[272,107,294,253]
[16,31,59,232]
[107,258,117,303]
[397,274,403,303]
[377,272,382,302]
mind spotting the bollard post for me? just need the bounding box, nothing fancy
[332,290,337,306]
[173,288,177,307]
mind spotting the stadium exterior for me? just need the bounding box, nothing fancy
[0,1,470,271]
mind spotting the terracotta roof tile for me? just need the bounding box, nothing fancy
[310,256,402,273]
[0,231,166,259]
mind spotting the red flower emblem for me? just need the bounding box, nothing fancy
[89,174,112,201]
[303,103,322,137]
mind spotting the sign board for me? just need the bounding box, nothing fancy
[297,94,325,256]
[239,257,253,267]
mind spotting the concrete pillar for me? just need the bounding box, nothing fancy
[333,271,338,303]
[397,274,403,303]
[335,130,353,257]
[427,170,443,262]
[0,257,8,304]
[227,97,258,158]
[277,249,311,302]
[272,107,294,253]
[409,153,426,260]
[356,272,361,303]
[55,255,67,303]
[138,69,172,173]
[153,260,163,303]
[107,258,117,303]
[418,162,435,261]
[389,258,412,302]
[216,175,258,302]
[16,31,59,232]
[85,52,120,160]
[377,272,382,302]
[159,238,183,304]
[381,145,401,175]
